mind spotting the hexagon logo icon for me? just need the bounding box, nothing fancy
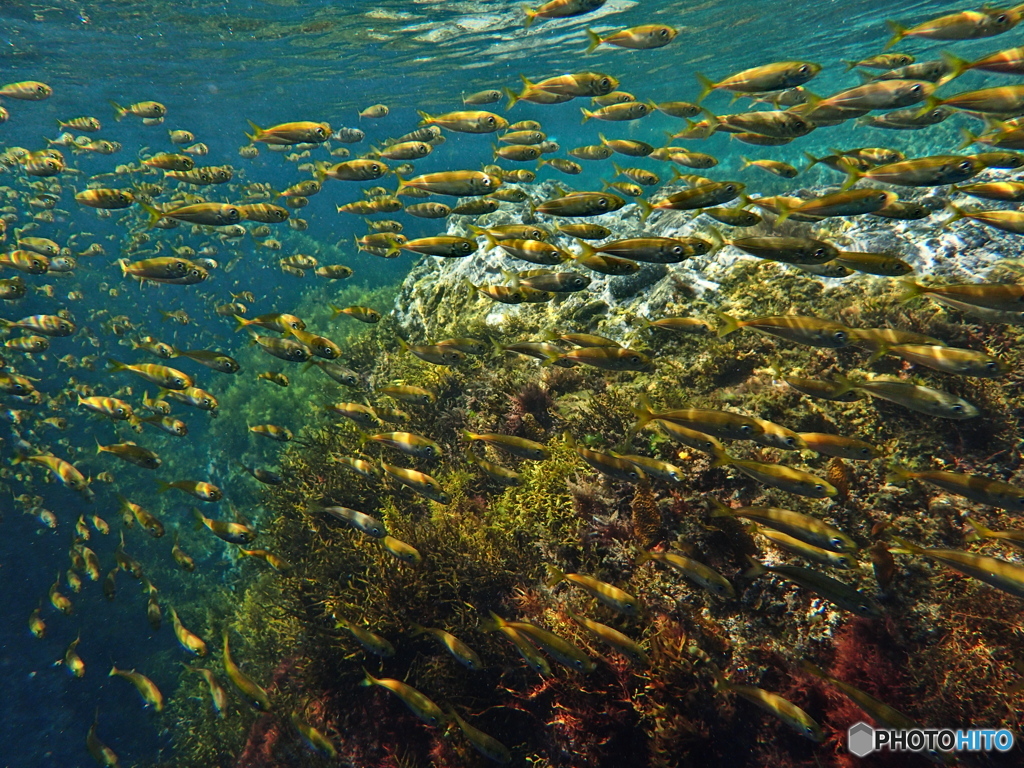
[848,721,875,757]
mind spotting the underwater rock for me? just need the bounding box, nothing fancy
[391,173,1024,344]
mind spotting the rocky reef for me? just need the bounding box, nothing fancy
[168,179,1024,768]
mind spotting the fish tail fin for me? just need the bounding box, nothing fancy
[915,95,942,120]
[742,555,768,579]
[396,336,410,354]
[359,667,378,687]
[635,550,654,566]
[885,465,913,484]
[695,72,716,104]
[842,60,858,72]
[584,28,602,53]
[108,665,119,677]
[707,498,732,518]
[963,516,993,542]
[837,158,866,192]
[865,344,889,366]
[580,108,593,124]
[109,101,127,121]
[416,110,432,127]
[715,311,740,338]
[799,659,829,679]
[942,203,967,229]
[138,201,163,229]
[523,6,538,28]
[629,394,658,434]
[635,197,653,224]
[889,536,923,556]
[885,20,908,50]
[408,621,427,637]
[544,564,566,587]
[774,198,794,225]
[573,239,596,260]
[739,156,754,170]
[830,374,857,397]
[539,349,561,367]
[244,120,262,144]
[483,610,507,632]
[705,225,725,256]
[231,314,250,331]
[106,357,128,372]
[504,87,522,111]
[958,127,980,151]
[709,664,730,691]
[802,151,822,171]
[709,446,732,469]
[393,174,407,193]
[155,480,172,494]
[95,439,105,455]
[939,51,971,85]
[897,278,925,303]
[700,106,721,132]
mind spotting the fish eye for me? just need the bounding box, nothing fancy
[600,78,610,88]
[371,163,380,173]
[115,407,124,416]
[425,446,435,456]
[485,116,495,125]
[910,84,921,94]
[597,197,609,208]
[785,437,796,446]
[739,424,752,435]
[798,65,809,74]
[830,536,845,548]
[951,404,964,413]
[959,161,972,172]
[202,398,212,407]
[813,248,827,259]
[931,109,943,119]
[725,184,736,192]
[986,361,998,371]
[813,484,824,493]
[834,330,848,343]
[482,177,492,187]
[998,13,1009,22]
[659,28,669,37]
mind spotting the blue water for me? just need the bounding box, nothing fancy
[0,0,1020,765]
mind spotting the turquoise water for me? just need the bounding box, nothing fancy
[1,1,1022,766]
